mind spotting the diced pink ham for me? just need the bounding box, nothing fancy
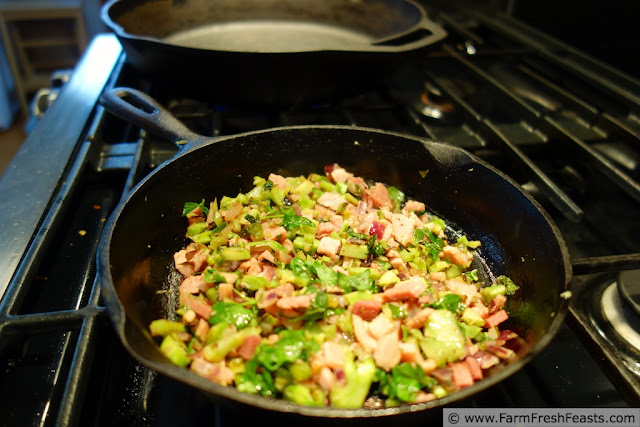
[222,201,243,221]
[180,275,207,294]
[262,224,287,242]
[404,307,435,329]
[489,294,507,313]
[450,362,474,388]
[276,294,313,310]
[382,279,426,302]
[368,313,397,339]
[484,309,509,328]
[351,300,382,321]
[465,356,483,380]
[194,318,210,342]
[368,183,392,209]
[190,356,235,386]
[430,271,446,282]
[328,166,353,183]
[470,351,500,369]
[441,245,473,266]
[317,236,341,260]
[316,221,338,237]
[316,367,336,391]
[403,200,425,212]
[268,173,289,189]
[390,213,415,246]
[218,283,234,301]
[182,296,212,319]
[352,314,377,353]
[317,192,347,211]
[237,335,261,360]
[314,341,346,370]
[257,250,276,265]
[445,279,478,303]
[373,332,401,371]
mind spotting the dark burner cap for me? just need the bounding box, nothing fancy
[617,269,640,317]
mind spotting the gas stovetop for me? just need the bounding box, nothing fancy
[1,8,639,426]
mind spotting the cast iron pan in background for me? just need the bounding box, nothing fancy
[96,88,571,423]
[101,0,447,106]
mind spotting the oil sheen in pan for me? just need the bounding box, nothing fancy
[163,21,373,52]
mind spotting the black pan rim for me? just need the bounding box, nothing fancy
[100,0,447,55]
[97,124,572,417]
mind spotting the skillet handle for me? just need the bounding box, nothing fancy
[99,87,203,145]
[371,10,446,49]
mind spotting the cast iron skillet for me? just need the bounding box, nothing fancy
[97,88,571,422]
[101,0,447,105]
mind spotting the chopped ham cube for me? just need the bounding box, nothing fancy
[450,361,474,388]
[404,307,435,329]
[276,294,313,310]
[237,335,261,360]
[382,279,426,302]
[317,192,347,211]
[390,213,415,246]
[180,275,207,294]
[368,313,397,339]
[484,309,509,328]
[368,183,392,209]
[403,200,425,212]
[317,236,341,260]
[441,245,473,266]
[465,356,483,380]
[351,300,382,321]
[268,173,289,189]
[181,296,212,319]
[373,332,401,371]
[352,314,377,353]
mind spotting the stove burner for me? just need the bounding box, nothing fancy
[601,282,640,352]
[418,82,457,120]
[618,270,640,317]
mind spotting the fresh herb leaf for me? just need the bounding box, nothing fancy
[431,293,465,314]
[209,302,255,329]
[182,199,209,217]
[281,207,314,231]
[386,186,405,211]
[337,269,374,293]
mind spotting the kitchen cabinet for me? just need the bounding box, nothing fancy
[0,0,87,116]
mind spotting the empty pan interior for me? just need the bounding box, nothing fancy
[99,126,571,419]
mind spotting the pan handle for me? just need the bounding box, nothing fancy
[99,87,203,145]
[371,8,447,49]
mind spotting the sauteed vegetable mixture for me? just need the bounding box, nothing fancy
[149,164,520,408]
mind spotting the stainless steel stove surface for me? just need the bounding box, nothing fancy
[1,7,640,426]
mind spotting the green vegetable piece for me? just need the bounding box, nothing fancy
[344,290,373,305]
[289,360,313,382]
[247,240,287,252]
[378,270,400,287]
[269,187,287,206]
[480,284,506,305]
[284,384,317,406]
[496,275,520,295]
[242,275,270,290]
[339,242,369,260]
[460,322,483,340]
[294,180,315,196]
[186,222,207,236]
[150,319,186,337]
[202,330,246,363]
[220,247,251,261]
[204,321,229,344]
[281,208,315,232]
[386,186,405,211]
[432,293,465,314]
[160,335,191,367]
[329,353,376,408]
[420,309,466,367]
[209,302,255,329]
[461,307,486,327]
